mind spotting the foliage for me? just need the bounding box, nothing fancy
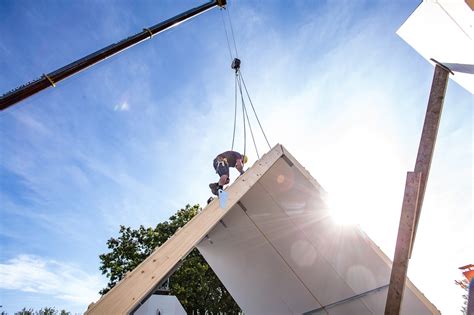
[12,307,69,315]
[12,307,71,315]
[14,308,34,315]
[99,204,241,313]
[37,307,56,315]
[455,278,469,314]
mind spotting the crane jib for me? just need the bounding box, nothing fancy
[0,0,226,111]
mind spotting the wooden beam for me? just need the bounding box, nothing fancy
[85,145,284,315]
[385,172,422,315]
[411,63,450,256]
[385,63,450,314]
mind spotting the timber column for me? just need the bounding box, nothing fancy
[385,62,451,315]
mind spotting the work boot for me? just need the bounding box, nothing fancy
[209,182,219,196]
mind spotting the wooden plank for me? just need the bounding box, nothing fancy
[385,172,422,315]
[411,64,449,256]
[85,144,284,315]
[383,63,449,314]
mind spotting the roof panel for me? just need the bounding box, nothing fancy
[198,203,322,314]
[197,146,440,314]
[240,183,356,307]
[397,0,474,94]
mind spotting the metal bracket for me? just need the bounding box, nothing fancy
[237,201,248,212]
[430,58,454,75]
[282,154,294,167]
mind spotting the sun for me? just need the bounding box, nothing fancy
[327,190,369,226]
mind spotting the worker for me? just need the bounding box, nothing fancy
[209,151,248,196]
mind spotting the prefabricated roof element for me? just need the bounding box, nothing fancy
[196,146,439,315]
[397,0,474,94]
[85,144,439,314]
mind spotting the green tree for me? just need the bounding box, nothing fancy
[14,308,34,315]
[99,204,241,314]
[37,307,56,315]
[12,308,71,315]
[455,279,469,314]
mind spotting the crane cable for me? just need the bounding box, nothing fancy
[231,70,238,150]
[220,7,236,61]
[237,70,259,159]
[240,71,272,151]
[221,7,240,154]
[220,5,271,161]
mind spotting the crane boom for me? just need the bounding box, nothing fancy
[0,0,226,111]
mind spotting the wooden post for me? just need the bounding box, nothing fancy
[411,63,450,257]
[385,172,421,315]
[384,63,450,314]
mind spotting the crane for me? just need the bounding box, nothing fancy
[0,0,226,111]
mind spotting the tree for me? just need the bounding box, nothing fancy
[14,308,34,315]
[12,308,71,315]
[455,278,469,314]
[37,307,56,315]
[99,204,241,313]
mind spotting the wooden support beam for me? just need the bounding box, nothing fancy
[385,63,450,314]
[411,63,450,256]
[385,171,421,315]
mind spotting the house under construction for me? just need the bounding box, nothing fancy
[85,145,440,315]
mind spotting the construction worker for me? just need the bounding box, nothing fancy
[209,151,248,196]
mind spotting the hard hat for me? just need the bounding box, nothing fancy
[243,155,248,164]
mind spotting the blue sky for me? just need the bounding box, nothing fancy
[0,0,472,314]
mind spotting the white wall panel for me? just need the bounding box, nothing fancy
[197,204,321,315]
[241,183,358,307]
